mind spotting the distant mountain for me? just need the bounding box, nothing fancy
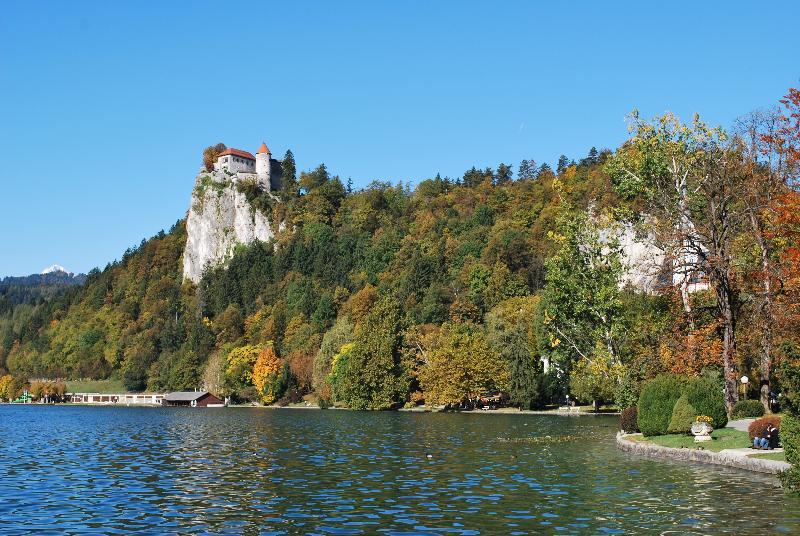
[41,264,73,275]
[0,267,86,311]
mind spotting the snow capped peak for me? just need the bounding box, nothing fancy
[41,264,72,275]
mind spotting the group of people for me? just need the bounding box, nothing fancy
[752,422,779,450]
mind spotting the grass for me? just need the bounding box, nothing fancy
[750,451,787,462]
[640,427,751,452]
[66,379,127,394]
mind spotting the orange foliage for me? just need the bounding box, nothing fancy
[288,349,314,392]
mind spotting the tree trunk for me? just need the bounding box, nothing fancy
[751,211,773,412]
[719,286,739,414]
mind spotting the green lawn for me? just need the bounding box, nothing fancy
[66,379,127,394]
[750,451,786,462]
[641,427,751,452]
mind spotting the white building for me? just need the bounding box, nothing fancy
[214,142,279,191]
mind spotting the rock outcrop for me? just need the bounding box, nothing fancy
[183,170,274,283]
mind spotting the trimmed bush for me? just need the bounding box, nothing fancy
[731,399,765,419]
[783,415,800,467]
[667,395,697,434]
[620,407,639,433]
[638,375,685,436]
[684,377,728,429]
[748,415,781,440]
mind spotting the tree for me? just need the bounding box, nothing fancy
[419,322,509,407]
[607,111,750,413]
[281,149,298,199]
[539,211,623,378]
[495,163,513,184]
[487,296,545,409]
[329,294,407,410]
[557,155,569,175]
[202,143,226,172]
[225,344,262,394]
[518,159,536,181]
[569,346,623,411]
[252,345,282,404]
[734,105,794,410]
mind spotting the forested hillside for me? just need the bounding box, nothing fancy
[2,89,798,413]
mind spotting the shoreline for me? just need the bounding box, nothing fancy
[616,431,790,476]
[2,401,618,416]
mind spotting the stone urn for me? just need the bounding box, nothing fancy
[691,421,713,442]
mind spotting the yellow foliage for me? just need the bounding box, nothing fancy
[252,346,281,404]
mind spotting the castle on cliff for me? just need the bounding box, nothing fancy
[214,142,282,191]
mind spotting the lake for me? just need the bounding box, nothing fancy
[0,406,798,535]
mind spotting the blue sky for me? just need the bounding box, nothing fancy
[1,1,798,276]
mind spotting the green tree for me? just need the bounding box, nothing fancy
[539,212,623,378]
[330,294,407,410]
[281,149,298,199]
[486,296,545,409]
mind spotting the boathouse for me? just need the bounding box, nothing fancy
[69,392,165,405]
[162,391,223,407]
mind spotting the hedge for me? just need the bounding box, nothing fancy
[667,395,696,434]
[638,375,685,436]
[684,377,727,429]
[620,407,639,433]
[731,399,765,419]
[747,415,782,440]
[783,415,800,467]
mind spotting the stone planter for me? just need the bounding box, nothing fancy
[691,421,713,442]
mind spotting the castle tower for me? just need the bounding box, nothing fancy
[255,142,271,191]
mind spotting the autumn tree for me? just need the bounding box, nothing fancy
[252,345,282,404]
[224,344,261,395]
[419,322,509,407]
[607,112,750,413]
[202,143,226,172]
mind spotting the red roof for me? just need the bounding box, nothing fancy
[218,148,255,160]
[257,142,271,154]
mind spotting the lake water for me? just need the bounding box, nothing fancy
[0,406,798,535]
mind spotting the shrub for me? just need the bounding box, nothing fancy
[684,377,727,429]
[748,415,782,440]
[667,395,697,434]
[777,359,800,416]
[638,375,685,436]
[731,399,765,419]
[779,467,800,495]
[620,407,639,433]
[783,415,800,467]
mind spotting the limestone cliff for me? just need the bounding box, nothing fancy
[183,169,274,283]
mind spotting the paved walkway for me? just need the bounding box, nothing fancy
[720,446,783,457]
[727,418,755,432]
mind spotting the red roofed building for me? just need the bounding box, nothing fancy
[213,141,281,192]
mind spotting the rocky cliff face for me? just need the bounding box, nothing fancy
[183,170,274,283]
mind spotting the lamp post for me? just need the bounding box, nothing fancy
[741,375,749,400]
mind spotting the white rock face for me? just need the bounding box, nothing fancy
[183,170,274,283]
[617,223,667,293]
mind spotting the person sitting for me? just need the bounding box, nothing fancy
[753,423,778,450]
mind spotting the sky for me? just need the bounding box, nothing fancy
[1,1,798,276]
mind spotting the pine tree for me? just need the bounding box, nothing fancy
[557,155,569,175]
[281,149,298,198]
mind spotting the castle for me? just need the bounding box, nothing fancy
[214,142,282,191]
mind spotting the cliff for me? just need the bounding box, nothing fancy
[183,170,275,283]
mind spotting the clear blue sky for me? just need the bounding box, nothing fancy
[1,1,798,276]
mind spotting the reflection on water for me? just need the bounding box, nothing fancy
[0,406,797,534]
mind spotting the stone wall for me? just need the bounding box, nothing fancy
[616,432,791,475]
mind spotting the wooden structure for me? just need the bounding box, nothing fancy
[162,391,223,407]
